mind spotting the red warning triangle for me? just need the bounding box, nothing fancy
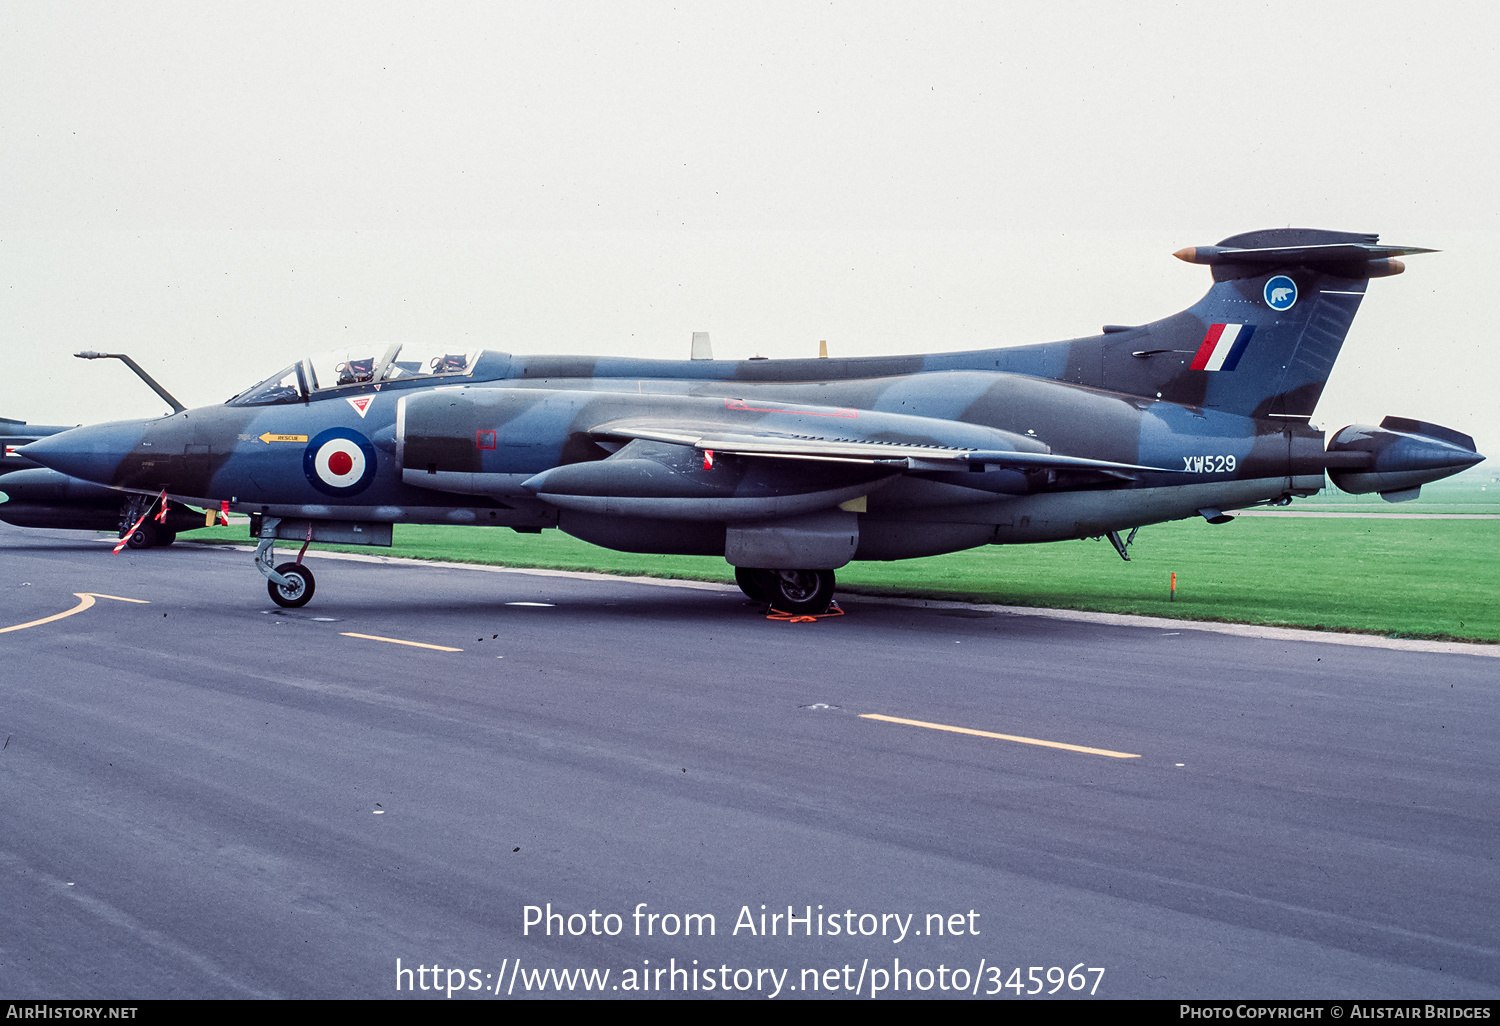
[346,396,373,418]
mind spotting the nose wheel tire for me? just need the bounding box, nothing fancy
[268,562,316,608]
[763,569,835,615]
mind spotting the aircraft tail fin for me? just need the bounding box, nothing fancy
[1089,229,1433,419]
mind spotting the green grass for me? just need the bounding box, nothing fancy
[1293,474,1500,514]
[180,500,1500,643]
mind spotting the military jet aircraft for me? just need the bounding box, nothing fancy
[1,354,211,547]
[20,228,1485,612]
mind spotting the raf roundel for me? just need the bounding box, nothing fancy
[1264,275,1298,312]
[303,428,377,496]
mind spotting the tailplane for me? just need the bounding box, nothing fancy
[1086,229,1434,419]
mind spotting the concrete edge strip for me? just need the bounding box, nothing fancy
[845,594,1500,658]
[212,543,1499,658]
[1232,510,1500,520]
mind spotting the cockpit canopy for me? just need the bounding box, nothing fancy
[228,343,485,406]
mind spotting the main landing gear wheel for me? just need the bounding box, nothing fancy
[762,569,836,615]
[268,562,316,608]
[735,567,769,603]
[155,528,177,547]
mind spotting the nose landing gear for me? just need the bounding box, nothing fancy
[118,495,180,549]
[254,516,317,608]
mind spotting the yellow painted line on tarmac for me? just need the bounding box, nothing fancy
[340,632,463,652]
[0,592,152,635]
[859,713,1140,759]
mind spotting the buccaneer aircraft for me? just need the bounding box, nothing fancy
[20,229,1484,612]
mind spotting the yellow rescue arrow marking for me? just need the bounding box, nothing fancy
[259,433,308,444]
[0,592,151,635]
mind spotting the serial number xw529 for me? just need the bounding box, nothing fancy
[1182,455,1237,473]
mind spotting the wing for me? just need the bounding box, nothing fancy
[589,419,1178,476]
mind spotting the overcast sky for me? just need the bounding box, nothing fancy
[2,2,1495,461]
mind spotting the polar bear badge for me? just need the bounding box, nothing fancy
[1264,275,1298,311]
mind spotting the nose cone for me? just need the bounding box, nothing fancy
[17,419,153,486]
